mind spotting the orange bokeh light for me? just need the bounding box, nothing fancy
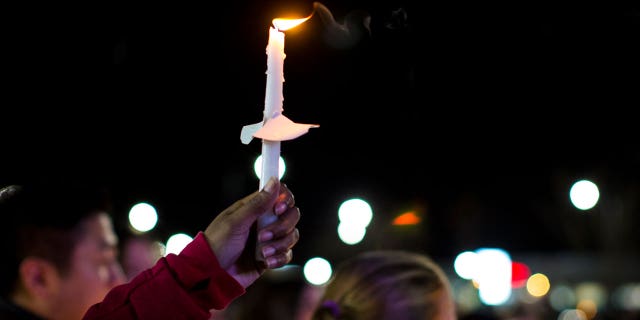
[392,211,421,226]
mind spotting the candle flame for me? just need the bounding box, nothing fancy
[272,15,312,31]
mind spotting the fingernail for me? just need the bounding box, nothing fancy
[266,257,278,268]
[262,246,275,257]
[259,231,273,242]
[275,202,287,215]
[263,177,277,193]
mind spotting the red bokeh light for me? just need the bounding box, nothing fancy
[511,261,531,288]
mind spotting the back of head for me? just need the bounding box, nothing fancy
[0,179,113,299]
[312,250,454,320]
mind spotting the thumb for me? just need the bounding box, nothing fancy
[232,177,280,224]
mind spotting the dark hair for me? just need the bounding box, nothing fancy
[0,180,113,298]
[312,250,452,320]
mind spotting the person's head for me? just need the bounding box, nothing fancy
[0,180,126,320]
[311,250,457,320]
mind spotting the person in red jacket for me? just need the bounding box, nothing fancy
[0,176,300,320]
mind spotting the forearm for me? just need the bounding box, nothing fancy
[83,232,245,319]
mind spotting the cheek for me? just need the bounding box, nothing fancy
[80,273,115,310]
[68,260,118,298]
[89,262,125,289]
[54,265,116,317]
[74,257,107,282]
[97,264,111,283]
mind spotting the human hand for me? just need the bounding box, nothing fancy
[203,177,300,288]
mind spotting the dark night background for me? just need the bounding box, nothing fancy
[2,1,639,271]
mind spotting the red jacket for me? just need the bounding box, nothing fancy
[84,232,245,319]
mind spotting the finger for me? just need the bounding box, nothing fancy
[220,177,280,224]
[274,184,295,216]
[264,249,294,269]
[259,227,299,261]
[258,206,300,242]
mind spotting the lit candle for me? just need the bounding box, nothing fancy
[258,17,312,229]
[240,13,318,263]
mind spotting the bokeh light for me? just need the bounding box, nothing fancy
[337,222,366,245]
[128,202,158,233]
[254,155,286,180]
[454,251,478,280]
[569,180,599,210]
[475,248,512,305]
[165,233,193,256]
[527,273,551,297]
[338,198,373,227]
[303,257,332,285]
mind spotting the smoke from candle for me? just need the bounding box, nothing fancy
[312,2,371,49]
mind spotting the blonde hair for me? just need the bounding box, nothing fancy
[311,250,452,320]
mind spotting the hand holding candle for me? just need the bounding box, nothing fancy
[241,10,318,262]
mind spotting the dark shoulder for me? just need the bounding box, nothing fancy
[0,298,46,320]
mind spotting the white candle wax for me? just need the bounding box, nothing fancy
[259,26,285,193]
[256,26,286,261]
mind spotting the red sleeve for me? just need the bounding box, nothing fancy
[83,232,246,320]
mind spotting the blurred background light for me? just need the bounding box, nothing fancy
[165,233,193,256]
[128,202,158,233]
[475,248,512,306]
[303,257,332,286]
[338,198,373,227]
[569,179,599,211]
[254,155,286,180]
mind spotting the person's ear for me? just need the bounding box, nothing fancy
[18,257,61,299]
